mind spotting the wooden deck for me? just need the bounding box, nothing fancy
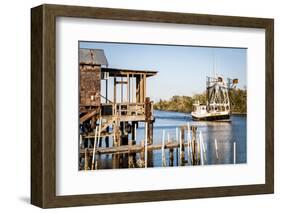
[80,140,189,155]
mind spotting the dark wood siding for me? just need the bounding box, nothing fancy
[80,65,101,106]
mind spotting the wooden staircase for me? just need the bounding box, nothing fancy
[79,108,99,124]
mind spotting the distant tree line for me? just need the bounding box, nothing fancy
[153,88,247,113]
[229,89,247,113]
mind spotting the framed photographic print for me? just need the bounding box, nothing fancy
[31,4,274,208]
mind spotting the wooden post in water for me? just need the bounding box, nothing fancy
[95,152,100,170]
[84,148,88,170]
[139,140,145,168]
[148,122,153,145]
[176,128,179,166]
[91,126,98,170]
[179,128,182,165]
[105,127,109,147]
[131,121,137,166]
[197,137,201,165]
[97,119,102,168]
[233,141,236,164]
[200,131,207,163]
[169,148,174,166]
[145,97,153,167]
[128,140,134,168]
[187,123,192,165]
[148,122,154,167]
[144,122,148,168]
[95,119,102,169]
[214,139,219,160]
[162,130,166,167]
[180,127,185,166]
[191,126,197,165]
[120,122,129,168]
[112,119,119,169]
[199,131,204,165]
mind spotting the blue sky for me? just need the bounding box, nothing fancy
[80,41,247,101]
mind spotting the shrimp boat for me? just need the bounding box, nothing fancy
[191,75,238,121]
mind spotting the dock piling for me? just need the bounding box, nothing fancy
[200,131,207,163]
[199,131,204,165]
[180,127,185,166]
[169,148,174,166]
[91,126,98,170]
[191,126,197,165]
[145,122,148,168]
[84,148,88,170]
[233,141,236,164]
[162,130,166,167]
[215,139,219,160]
[187,123,192,165]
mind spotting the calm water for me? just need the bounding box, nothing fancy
[96,110,247,169]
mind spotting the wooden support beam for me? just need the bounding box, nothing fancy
[114,77,116,103]
[115,80,128,84]
[136,76,140,103]
[105,79,108,103]
[127,74,130,103]
[140,75,143,103]
[143,74,146,101]
[132,74,135,102]
[121,77,123,102]
[79,109,98,124]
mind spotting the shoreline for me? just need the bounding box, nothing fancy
[231,112,247,115]
[154,109,247,115]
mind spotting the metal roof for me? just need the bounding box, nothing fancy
[101,67,157,77]
[79,48,108,66]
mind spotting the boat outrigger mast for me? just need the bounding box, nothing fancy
[191,75,238,121]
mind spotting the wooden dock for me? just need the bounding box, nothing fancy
[80,140,187,155]
[80,124,208,170]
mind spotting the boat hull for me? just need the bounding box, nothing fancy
[191,113,230,121]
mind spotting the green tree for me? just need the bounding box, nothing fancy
[154,89,246,113]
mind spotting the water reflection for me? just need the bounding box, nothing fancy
[94,110,247,169]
